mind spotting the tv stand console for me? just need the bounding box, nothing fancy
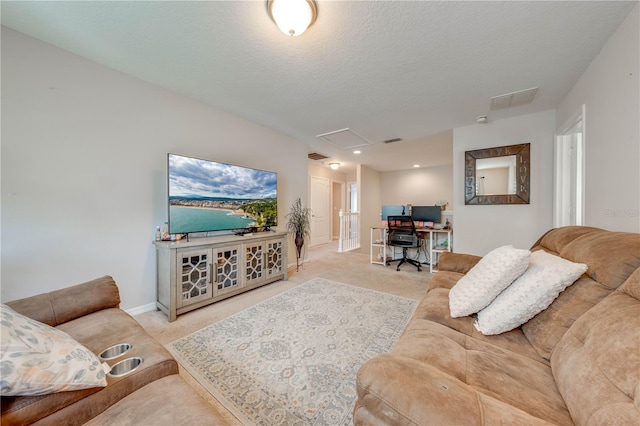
[154,230,288,322]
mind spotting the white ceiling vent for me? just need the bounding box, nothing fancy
[316,128,373,150]
[490,87,538,111]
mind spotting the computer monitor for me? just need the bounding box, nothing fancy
[381,205,405,221]
[411,206,442,224]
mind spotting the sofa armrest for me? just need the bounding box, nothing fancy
[437,252,481,274]
[6,276,121,326]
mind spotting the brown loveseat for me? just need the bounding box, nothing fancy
[354,226,640,425]
[1,276,228,425]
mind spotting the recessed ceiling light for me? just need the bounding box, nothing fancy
[413,164,420,168]
[353,150,361,154]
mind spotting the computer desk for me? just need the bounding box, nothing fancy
[370,227,452,273]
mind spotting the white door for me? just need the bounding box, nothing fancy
[310,175,330,246]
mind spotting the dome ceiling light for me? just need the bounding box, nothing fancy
[267,0,317,37]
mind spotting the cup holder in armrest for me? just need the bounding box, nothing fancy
[107,357,144,378]
[99,343,132,361]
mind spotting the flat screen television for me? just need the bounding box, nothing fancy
[168,153,277,234]
[411,205,442,225]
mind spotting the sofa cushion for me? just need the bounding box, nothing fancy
[522,229,640,360]
[551,271,640,424]
[436,251,481,275]
[358,319,573,425]
[475,250,587,335]
[355,355,557,426]
[449,245,530,318]
[421,270,548,363]
[559,230,640,289]
[83,375,228,426]
[533,225,601,255]
[0,304,108,396]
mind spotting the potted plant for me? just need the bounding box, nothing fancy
[436,200,449,211]
[286,197,311,271]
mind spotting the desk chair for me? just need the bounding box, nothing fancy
[387,215,422,271]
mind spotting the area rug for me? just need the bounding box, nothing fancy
[167,277,418,425]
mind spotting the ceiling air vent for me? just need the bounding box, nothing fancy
[383,138,403,144]
[308,152,329,161]
[490,87,538,111]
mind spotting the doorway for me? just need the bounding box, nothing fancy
[310,175,331,246]
[554,105,586,227]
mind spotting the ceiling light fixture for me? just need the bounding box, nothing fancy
[329,162,340,170]
[267,0,317,37]
[353,150,361,154]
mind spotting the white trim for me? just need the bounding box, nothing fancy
[126,302,157,317]
[330,179,346,240]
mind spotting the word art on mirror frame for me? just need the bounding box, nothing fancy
[465,143,530,205]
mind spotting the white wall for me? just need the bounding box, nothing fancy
[357,165,382,254]
[381,165,453,214]
[453,110,556,255]
[556,5,639,233]
[1,28,308,308]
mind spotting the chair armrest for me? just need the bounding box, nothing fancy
[437,252,481,274]
[6,276,121,326]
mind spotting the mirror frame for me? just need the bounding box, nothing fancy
[465,143,530,205]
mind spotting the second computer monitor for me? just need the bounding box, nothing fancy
[411,206,442,224]
[381,205,406,221]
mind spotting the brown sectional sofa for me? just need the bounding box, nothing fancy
[1,276,228,425]
[354,226,640,425]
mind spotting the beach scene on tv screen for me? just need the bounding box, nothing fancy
[169,154,277,234]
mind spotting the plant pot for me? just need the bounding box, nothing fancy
[295,233,304,258]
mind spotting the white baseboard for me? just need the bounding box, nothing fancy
[126,302,157,316]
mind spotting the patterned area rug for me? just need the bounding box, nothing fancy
[168,278,417,425]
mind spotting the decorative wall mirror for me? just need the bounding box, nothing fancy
[465,143,530,205]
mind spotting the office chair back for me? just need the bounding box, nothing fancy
[387,215,422,271]
[387,215,419,246]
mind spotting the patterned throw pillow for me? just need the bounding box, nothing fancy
[0,303,109,396]
[449,245,531,318]
[475,250,588,335]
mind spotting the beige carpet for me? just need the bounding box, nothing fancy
[167,277,418,425]
[135,242,431,424]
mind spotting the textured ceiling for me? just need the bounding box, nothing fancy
[1,1,636,172]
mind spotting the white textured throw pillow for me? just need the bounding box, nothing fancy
[0,303,109,396]
[475,250,588,335]
[449,245,531,318]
